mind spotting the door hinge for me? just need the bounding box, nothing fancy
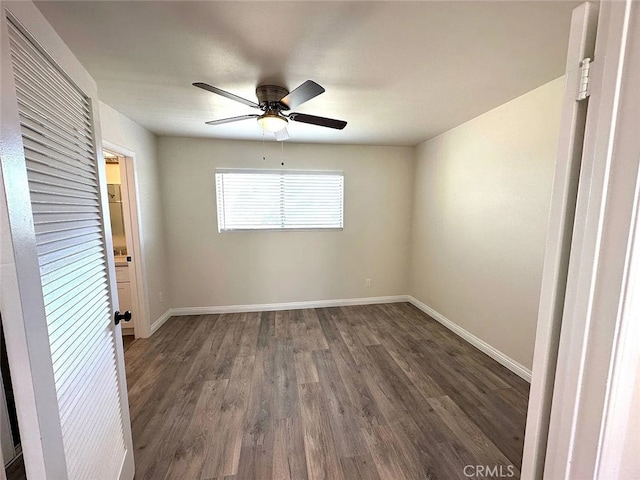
[577,57,592,101]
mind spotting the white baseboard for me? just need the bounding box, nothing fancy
[169,295,409,317]
[407,296,532,382]
[154,294,531,383]
[149,309,173,335]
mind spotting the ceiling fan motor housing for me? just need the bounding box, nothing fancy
[256,85,290,110]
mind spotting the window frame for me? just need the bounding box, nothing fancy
[214,168,345,233]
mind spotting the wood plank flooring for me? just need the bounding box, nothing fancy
[125,303,529,480]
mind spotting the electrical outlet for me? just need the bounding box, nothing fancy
[365,278,372,287]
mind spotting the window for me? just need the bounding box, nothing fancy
[215,169,344,231]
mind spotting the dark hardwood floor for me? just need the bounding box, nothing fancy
[122,334,136,352]
[125,302,529,480]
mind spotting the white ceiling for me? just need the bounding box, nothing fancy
[34,1,579,146]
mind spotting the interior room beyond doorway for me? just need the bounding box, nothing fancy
[105,151,137,339]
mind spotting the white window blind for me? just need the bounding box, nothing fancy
[215,169,344,231]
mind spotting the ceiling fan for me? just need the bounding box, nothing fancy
[193,80,347,141]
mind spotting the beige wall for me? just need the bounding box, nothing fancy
[409,77,564,369]
[99,102,170,333]
[157,137,413,308]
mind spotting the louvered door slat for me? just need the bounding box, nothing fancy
[67,386,122,479]
[7,16,129,480]
[34,228,101,251]
[58,340,113,418]
[57,337,113,418]
[9,40,88,110]
[38,241,103,271]
[44,280,107,332]
[32,203,101,216]
[34,212,102,225]
[40,248,102,283]
[34,218,102,237]
[29,183,100,201]
[47,292,109,343]
[21,130,96,169]
[30,189,100,205]
[44,274,106,319]
[12,62,92,125]
[15,83,93,137]
[28,160,98,187]
[63,365,122,476]
[20,115,94,156]
[58,362,122,463]
[28,169,99,194]
[18,105,92,144]
[42,251,100,288]
[61,369,115,449]
[27,160,97,193]
[49,295,106,351]
[65,386,120,474]
[52,334,111,390]
[14,75,92,130]
[9,32,88,105]
[42,259,103,294]
[53,322,110,390]
[39,239,104,276]
[24,140,97,177]
[21,125,94,164]
[13,70,93,130]
[20,111,94,153]
[44,266,106,307]
[53,331,109,399]
[47,289,106,341]
[91,419,124,480]
[46,284,107,334]
[13,78,91,135]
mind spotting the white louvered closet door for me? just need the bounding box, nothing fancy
[1,5,134,480]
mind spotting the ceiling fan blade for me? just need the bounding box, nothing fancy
[274,127,289,141]
[205,114,259,126]
[289,113,347,130]
[279,80,325,110]
[193,82,260,108]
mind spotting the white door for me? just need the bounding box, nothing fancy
[0,2,134,479]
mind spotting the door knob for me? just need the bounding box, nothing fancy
[114,310,132,325]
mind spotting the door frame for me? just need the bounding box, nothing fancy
[545,1,640,478]
[103,142,148,339]
[524,0,640,478]
[521,2,599,477]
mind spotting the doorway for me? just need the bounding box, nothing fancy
[104,149,142,344]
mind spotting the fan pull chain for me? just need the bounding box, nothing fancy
[281,138,285,166]
[262,129,266,161]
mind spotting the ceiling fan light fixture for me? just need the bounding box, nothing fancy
[257,111,288,132]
